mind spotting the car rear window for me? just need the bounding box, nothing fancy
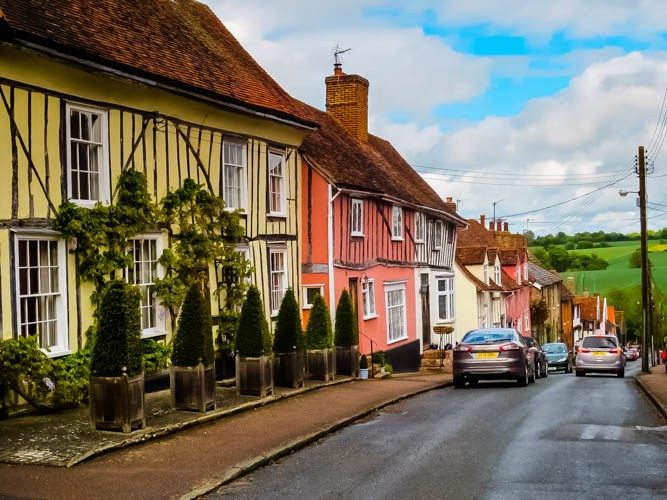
[543,344,566,353]
[462,331,515,344]
[582,337,617,349]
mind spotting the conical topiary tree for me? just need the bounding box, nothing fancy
[334,289,358,347]
[172,283,214,367]
[274,288,302,353]
[305,294,333,350]
[236,285,271,357]
[91,280,142,377]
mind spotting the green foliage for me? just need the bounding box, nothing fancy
[236,286,271,357]
[142,339,172,374]
[156,179,251,331]
[533,246,609,272]
[216,310,239,353]
[54,170,155,306]
[576,240,594,249]
[92,281,142,377]
[334,289,357,347]
[359,354,368,370]
[305,294,333,349]
[172,284,214,366]
[629,248,642,269]
[564,242,575,250]
[274,289,302,353]
[383,363,393,376]
[50,347,91,409]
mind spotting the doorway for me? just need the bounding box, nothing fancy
[420,273,431,348]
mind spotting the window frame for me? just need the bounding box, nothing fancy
[268,149,287,217]
[483,263,489,285]
[494,263,501,284]
[433,220,443,250]
[269,246,288,316]
[221,139,247,211]
[126,234,166,339]
[302,284,324,309]
[14,232,69,357]
[384,281,407,344]
[414,212,425,243]
[350,199,364,237]
[391,205,403,241]
[362,279,377,320]
[436,275,455,322]
[65,102,110,206]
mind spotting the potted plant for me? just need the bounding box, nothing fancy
[334,289,359,377]
[170,283,216,412]
[236,286,274,396]
[215,310,239,380]
[359,354,369,380]
[89,280,145,433]
[273,289,305,388]
[304,294,335,382]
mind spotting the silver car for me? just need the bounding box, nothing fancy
[453,328,536,388]
[575,335,626,378]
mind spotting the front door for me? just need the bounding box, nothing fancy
[348,278,359,325]
[420,273,431,348]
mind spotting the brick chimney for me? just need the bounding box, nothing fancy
[496,220,502,232]
[325,64,369,143]
[480,214,486,227]
[489,221,494,231]
[444,197,457,212]
[503,222,509,232]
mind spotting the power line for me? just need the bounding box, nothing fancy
[647,86,667,156]
[413,163,631,180]
[418,173,629,187]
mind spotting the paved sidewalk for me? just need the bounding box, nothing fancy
[636,364,667,419]
[0,372,451,499]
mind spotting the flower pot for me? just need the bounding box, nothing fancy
[306,348,335,382]
[274,351,305,388]
[89,372,145,433]
[359,368,369,380]
[171,363,216,412]
[237,355,274,397]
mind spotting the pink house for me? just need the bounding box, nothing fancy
[299,63,466,371]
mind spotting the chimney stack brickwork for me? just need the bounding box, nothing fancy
[325,72,369,143]
[444,196,457,212]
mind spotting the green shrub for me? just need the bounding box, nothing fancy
[142,339,172,374]
[564,242,575,250]
[216,310,239,353]
[50,348,91,408]
[359,354,368,370]
[91,280,142,377]
[305,294,333,349]
[172,284,214,367]
[334,289,357,347]
[236,286,271,357]
[274,288,302,353]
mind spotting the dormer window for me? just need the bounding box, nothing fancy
[483,263,488,285]
[494,264,501,284]
[515,264,520,283]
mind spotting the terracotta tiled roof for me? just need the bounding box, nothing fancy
[0,0,315,127]
[501,272,521,291]
[487,248,498,263]
[456,247,488,265]
[298,105,467,224]
[499,249,520,265]
[528,262,562,287]
[457,219,498,248]
[561,285,574,302]
[576,296,599,321]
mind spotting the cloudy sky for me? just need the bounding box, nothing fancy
[205,1,667,235]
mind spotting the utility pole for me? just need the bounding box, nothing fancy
[492,199,503,235]
[638,146,650,373]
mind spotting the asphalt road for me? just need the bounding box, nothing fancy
[210,362,667,499]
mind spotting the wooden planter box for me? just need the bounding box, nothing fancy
[215,350,236,380]
[335,345,360,377]
[90,372,145,433]
[237,355,274,397]
[274,351,305,388]
[170,363,216,412]
[306,348,335,382]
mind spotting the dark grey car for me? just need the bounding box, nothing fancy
[453,328,536,388]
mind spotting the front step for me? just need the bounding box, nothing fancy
[421,349,452,373]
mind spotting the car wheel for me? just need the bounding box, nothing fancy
[468,377,479,387]
[518,364,528,387]
[617,369,625,378]
[529,363,536,384]
[576,370,585,377]
[453,375,465,388]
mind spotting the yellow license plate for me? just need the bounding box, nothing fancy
[474,352,499,359]
[592,351,607,356]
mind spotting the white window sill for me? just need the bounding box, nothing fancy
[141,329,167,340]
[224,207,246,213]
[351,232,364,238]
[70,199,108,209]
[435,319,455,324]
[387,335,408,345]
[43,349,72,359]
[363,314,378,321]
[302,304,314,310]
[391,236,404,241]
[415,240,424,244]
[268,212,287,218]
[433,247,442,251]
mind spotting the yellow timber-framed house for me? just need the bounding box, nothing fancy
[0,0,315,356]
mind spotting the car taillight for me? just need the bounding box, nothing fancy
[609,348,621,354]
[454,344,472,352]
[499,342,521,351]
[578,347,590,353]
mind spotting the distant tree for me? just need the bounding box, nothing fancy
[546,246,571,272]
[531,248,550,268]
[564,242,575,250]
[576,240,593,249]
[524,230,536,245]
[629,248,642,269]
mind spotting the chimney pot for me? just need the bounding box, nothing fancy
[504,222,509,232]
[480,214,486,227]
[496,220,502,231]
[333,63,344,76]
[489,221,494,231]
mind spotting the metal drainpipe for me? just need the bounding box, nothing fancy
[328,185,342,323]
